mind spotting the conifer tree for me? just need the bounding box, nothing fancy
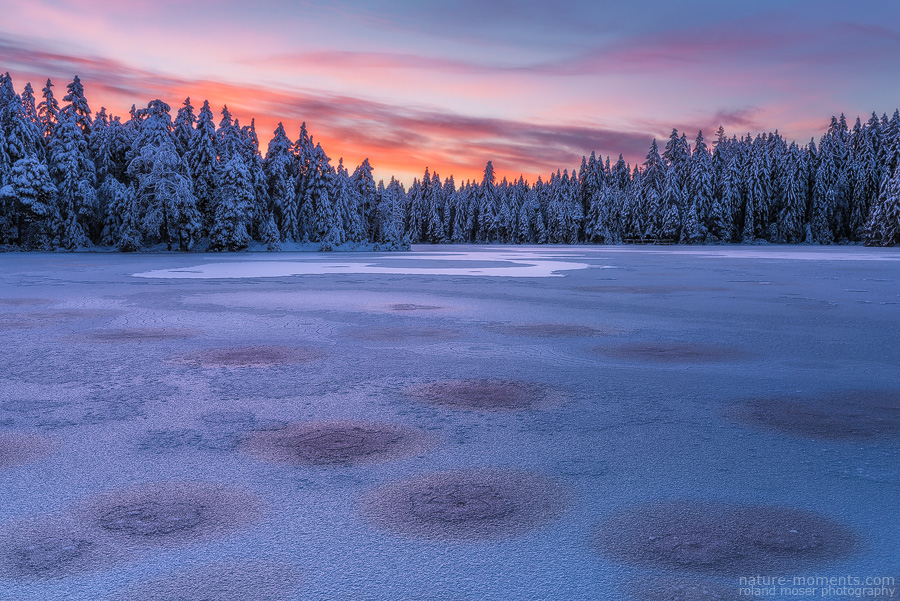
[62,75,92,137]
[173,98,195,157]
[186,100,218,231]
[0,155,58,247]
[210,153,253,251]
[264,122,295,242]
[37,79,59,142]
[48,109,97,248]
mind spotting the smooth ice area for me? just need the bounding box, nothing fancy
[133,249,597,279]
[0,245,898,601]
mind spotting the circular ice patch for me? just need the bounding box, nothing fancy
[485,323,603,338]
[177,345,325,368]
[98,501,205,537]
[243,421,431,466]
[77,328,196,343]
[0,433,56,469]
[598,342,749,363]
[726,391,900,441]
[388,303,443,312]
[0,518,117,580]
[593,501,856,574]
[77,482,261,547]
[406,379,553,411]
[345,326,461,342]
[360,468,569,540]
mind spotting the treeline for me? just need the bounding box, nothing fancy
[0,72,898,251]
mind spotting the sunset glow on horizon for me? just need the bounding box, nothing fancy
[2,0,898,185]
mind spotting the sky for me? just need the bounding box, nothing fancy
[1,0,899,185]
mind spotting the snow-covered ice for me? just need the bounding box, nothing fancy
[0,245,898,601]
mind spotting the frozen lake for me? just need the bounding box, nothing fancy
[0,245,898,601]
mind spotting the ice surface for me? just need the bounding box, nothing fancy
[0,245,898,601]
[133,249,598,279]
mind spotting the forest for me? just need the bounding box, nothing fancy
[0,72,899,252]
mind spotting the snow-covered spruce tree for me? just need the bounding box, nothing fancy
[237,119,269,242]
[639,139,664,241]
[351,158,377,240]
[62,75,92,138]
[428,170,447,243]
[127,100,200,250]
[1,79,43,186]
[186,100,218,232]
[0,155,58,247]
[690,131,716,241]
[305,144,340,250]
[374,177,406,250]
[778,143,807,243]
[662,129,690,218]
[866,164,900,246]
[210,153,253,251]
[98,177,141,251]
[264,123,296,242]
[48,109,97,248]
[330,158,363,246]
[37,79,59,142]
[292,122,316,241]
[659,164,681,242]
[441,175,457,241]
[810,141,837,244]
[90,112,130,184]
[173,98,195,158]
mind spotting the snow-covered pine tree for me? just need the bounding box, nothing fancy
[173,98,195,158]
[424,169,445,243]
[305,144,340,250]
[127,100,200,250]
[264,123,295,242]
[640,139,664,241]
[351,158,377,240]
[186,100,218,233]
[48,108,97,248]
[690,131,715,240]
[865,163,900,246]
[210,153,254,251]
[441,175,457,241]
[62,75,92,137]
[331,158,364,245]
[777,143,806,243]
[292,122,316,240]
[37,79,59,142]
[0,155,58,247]
[658,163,681,242]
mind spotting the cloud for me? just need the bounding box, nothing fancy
[0,33,654,182]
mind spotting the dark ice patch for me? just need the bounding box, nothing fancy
[0,433,56,469]
[485,323,603,338]
[593,501,856,574]
[346,326,461,342]
[598,342,750,363]
[726,391,900,441]
[77,482,262,548]
[177,345,325,368]
[407,379,554,411]
[360,468,569,540]
[243,421,431,466]
[75,328,197,343]
[388,303,443,311]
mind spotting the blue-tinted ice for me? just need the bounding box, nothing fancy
[0,245,898,601]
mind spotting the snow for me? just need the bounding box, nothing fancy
[0,245,898,601]
[133,249,599,279]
